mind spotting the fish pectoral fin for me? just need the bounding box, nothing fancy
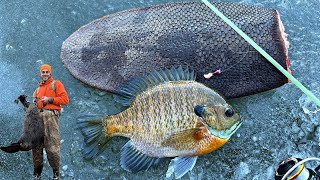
[166,156,198,179]
[161,127,208,148]
[120,140,162,173]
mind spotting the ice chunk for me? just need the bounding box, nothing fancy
[5,44,14,51]
[299,94,320,125]
[234,162,251,179]
[63,165,68,171]
[20,19,27,25]
[299,94,320,114]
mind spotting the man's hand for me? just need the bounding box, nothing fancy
[41,96,50,104]
[41,96,54,105]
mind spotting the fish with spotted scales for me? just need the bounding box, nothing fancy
[61,2,290,99]
[78,67,242,179]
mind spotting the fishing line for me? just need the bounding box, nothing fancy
[201,0,320,107]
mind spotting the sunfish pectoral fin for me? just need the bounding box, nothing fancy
[166,156,198,179]
[120,140,162,173]
[161,127,208,148]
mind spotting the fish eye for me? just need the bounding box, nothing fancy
[225,108,234,117]
[194,105,205,117]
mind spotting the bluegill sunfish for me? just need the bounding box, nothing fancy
[78,67,242,179]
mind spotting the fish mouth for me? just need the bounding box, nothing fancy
[207,120,243,139]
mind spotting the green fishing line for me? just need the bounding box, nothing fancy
[201,0,320,107]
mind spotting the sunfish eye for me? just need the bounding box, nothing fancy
[225,108,234,117]
[194,105,205,117]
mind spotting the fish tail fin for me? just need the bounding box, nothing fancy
[77,115,111,160]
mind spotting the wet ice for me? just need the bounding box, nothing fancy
[1,0,320,179]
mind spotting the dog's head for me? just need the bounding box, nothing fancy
[14,95,30,109]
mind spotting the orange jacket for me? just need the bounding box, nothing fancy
[33,77,69,110]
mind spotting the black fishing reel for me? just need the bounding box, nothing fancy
[275,157,320,180]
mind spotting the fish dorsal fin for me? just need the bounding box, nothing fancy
[166,156,198,179]
[161,127,208,148]
[114,66,196,106]
[120,140,162,173]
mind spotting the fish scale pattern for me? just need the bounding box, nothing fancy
[61,1,288,98]
[106,81,226,157]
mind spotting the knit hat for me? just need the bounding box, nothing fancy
[40,64,52,74]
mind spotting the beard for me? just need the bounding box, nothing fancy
[41,75,50,82]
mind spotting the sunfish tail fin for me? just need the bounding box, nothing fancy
[77,115,111,160]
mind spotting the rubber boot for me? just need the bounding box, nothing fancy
[53,169,59,180]
[33,164,43,179]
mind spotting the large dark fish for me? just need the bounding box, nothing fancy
[61,2,290,99]
[78,67,242,179]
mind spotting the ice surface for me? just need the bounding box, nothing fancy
[0,62,23,115]
[1,0,320,179]
[234,162,251,179]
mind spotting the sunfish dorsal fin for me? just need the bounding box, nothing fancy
[114,66,196,106]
